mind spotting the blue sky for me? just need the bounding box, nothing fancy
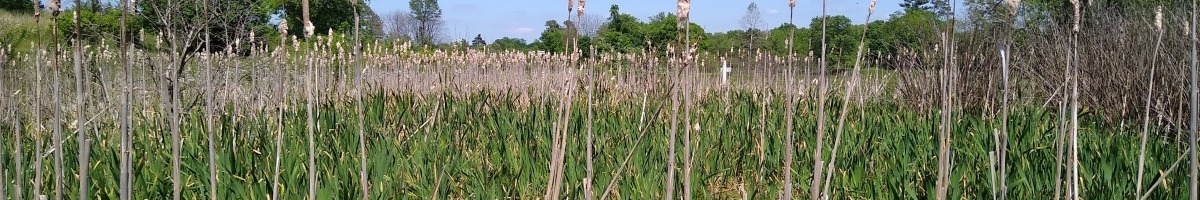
[368,0,907,42]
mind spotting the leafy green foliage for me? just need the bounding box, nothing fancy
[491,37,529,51]
[595,5,644,54]
[408,0,442,46]
[0,0,32,13]
[0,87,1186,199]
[282,0,372,38]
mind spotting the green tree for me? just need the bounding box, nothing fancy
[470,34,487,47]
[409,0,442,47]
[765,23,809,56]
[491,37,529,51]
[282,0,372,39]
[595,5,645,53]
[533,20,566,53]
[0,0,33,13]
[644,12,704,55]
[809,15,856,66]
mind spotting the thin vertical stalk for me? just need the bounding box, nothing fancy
[307,48,317,200]
[352,1,370,199]
[999,46,1010,200]
[1068,0,1081,198]
[1054,95,1066,200]
[72,1,91,198]
[1,47,8,200]
[52,11,64,200]
[783,1,796,199]
[1190,0,1199,198]
[811,0,829,199]
[822,2,876,197]
[585,42,596,200]
[203,0,218,198]
[33,16,45,200]
[29,5,43,198]
[119,0,132,199]
[1138,8,1166,195]
[681,1,693,198]
[11,37,24,200]
[272,31,288,200]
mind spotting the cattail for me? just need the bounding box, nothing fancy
[1069,0,1080,32]
[1156,6,1163,32]
[327,28,334,48]
[49,0,60,16]
[869,0,877,14]
[1005,0,1021,16]
[568,0,574,14]
[304,22,315,39]
[279,22,289,38]
[677,0,691,27]
[789,0,795,7]
[33,0,39,18]
[577,0,585,19]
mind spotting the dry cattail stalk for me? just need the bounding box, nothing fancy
[789,0,795,7]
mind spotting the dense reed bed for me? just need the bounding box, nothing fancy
[0,40,1191,198]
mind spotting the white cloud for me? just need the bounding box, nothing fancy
[512,27,536,34]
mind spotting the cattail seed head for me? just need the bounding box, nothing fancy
[279,22,289,37]
[303,21,315,39]
[577,0,585,20]
[49,0,60,16]
[789,0,795,7]
[869,0,877,14]
[33,0,39,17]
[1005,0,1021,16]
[568,0,574,13]
[1069,0,1080,32]
[677,0,690,29]
[1155,6,1163,32]
[1185,20,1190,36]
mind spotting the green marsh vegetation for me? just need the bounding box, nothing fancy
[0,0,1198,199]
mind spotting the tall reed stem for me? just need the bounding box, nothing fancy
[119,0,133,199]
[72,2,91,198]
[782,1,796,198]
[1138,7,1166,196]
[811,0,829,199]
[823,2,876,197]
[203,1,219,199]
